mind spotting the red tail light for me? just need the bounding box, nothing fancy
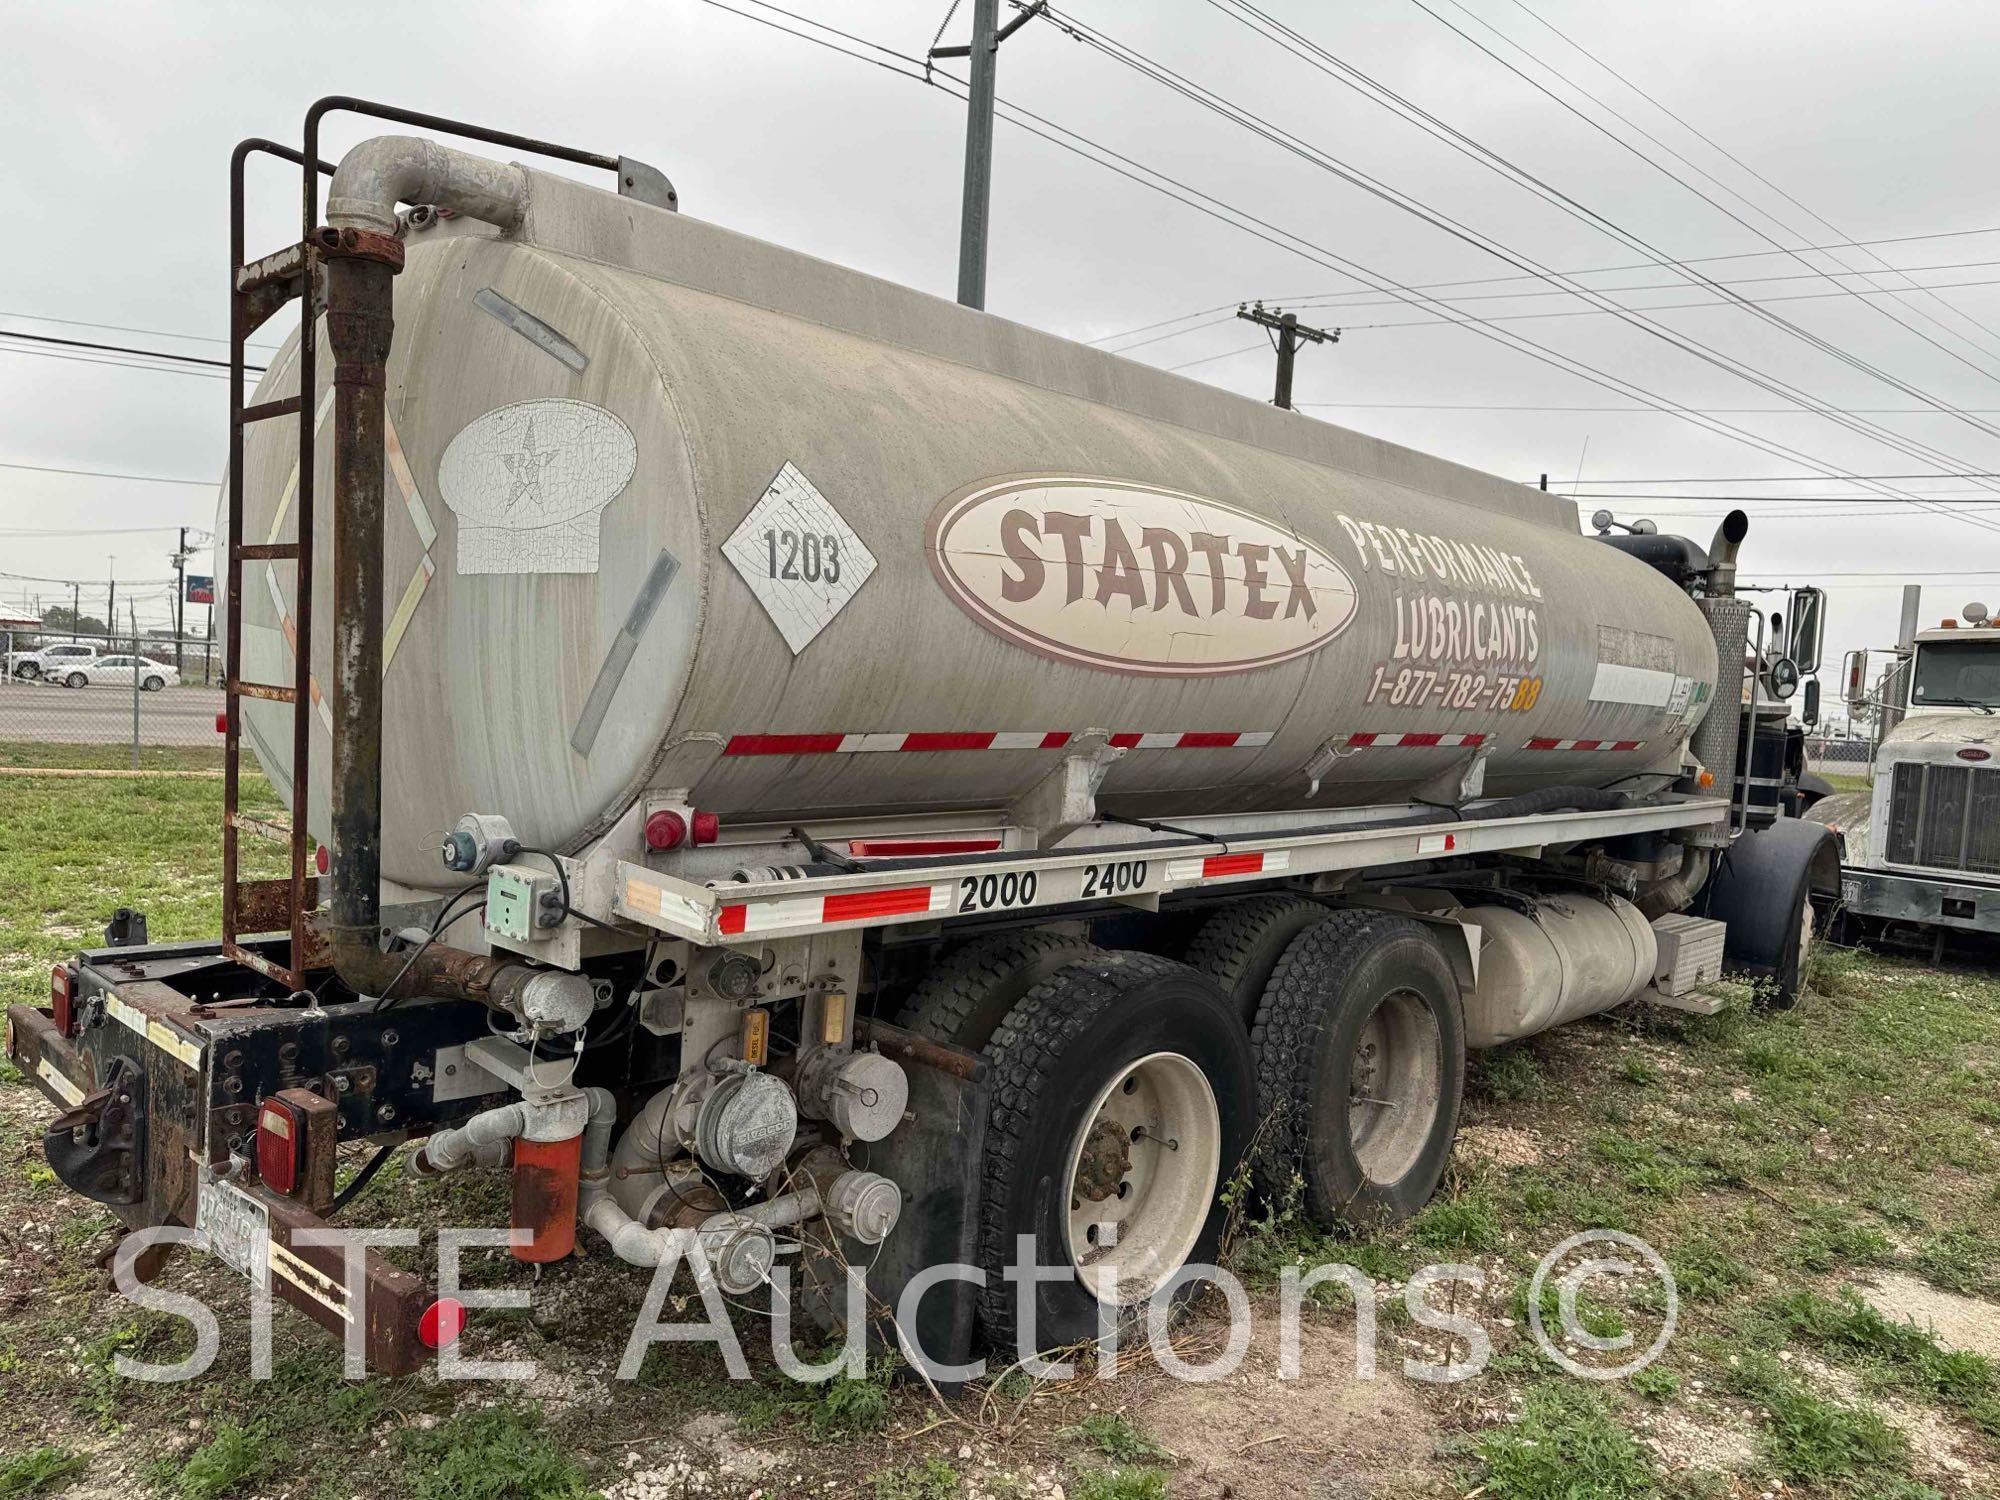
[256,1097,303,1195]
[50,965,73,1036]
[419,1297,465,1350]
[215,711,228,734]
[314,844,329,874]
[691,811,719,846]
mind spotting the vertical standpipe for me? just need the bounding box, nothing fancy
[1687,511,1750,847]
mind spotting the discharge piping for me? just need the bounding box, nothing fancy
[1637,845,1713,920]
[312,137,541,1004]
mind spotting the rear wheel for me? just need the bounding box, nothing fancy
[17,663,40,681]
[1185,894,1330,1027]
[895,928,1096,1051]
[978,951,1254,1352]
[1252,912,1465,1229]
[64,672,86,688]
[141,676,165,692]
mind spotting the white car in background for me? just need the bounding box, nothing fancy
[8,642,100,681]
[60,655,179,691]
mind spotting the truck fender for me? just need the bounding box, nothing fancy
[1794,771,1836,813]
[1693,817,1842,1007]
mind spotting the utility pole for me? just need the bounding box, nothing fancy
[106,558,116,639]
[70,582,79,640]
[171,526,190,671]
[1236,301,1338,410]
[932,0,1046,310]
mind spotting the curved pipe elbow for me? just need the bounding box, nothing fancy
[327,135,527,235]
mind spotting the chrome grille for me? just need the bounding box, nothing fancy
[1884,762,2000,875]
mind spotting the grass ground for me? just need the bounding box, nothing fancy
[0,770,1995,1498]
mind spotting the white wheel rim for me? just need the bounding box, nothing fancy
[1348,990,1442,1186]
[1060,1050,1221,1306]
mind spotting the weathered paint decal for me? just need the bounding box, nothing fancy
[571,548,681,756]
[1589,661,1678,708]
[37,1056,83,1106]
[927,475,1358,676]
[473,287,590,373]
[437,398,636,575]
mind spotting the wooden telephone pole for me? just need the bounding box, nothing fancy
[1236,301,1338,410]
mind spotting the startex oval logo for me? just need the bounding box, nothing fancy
[925,475,1359,676]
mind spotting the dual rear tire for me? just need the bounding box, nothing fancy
[901,907,1466,1350]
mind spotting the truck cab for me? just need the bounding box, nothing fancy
[1822,603,2000,944]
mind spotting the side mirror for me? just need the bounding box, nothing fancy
[1802,677,1821,729]
[1768,656,1801,701]
[1787,587,1826,674]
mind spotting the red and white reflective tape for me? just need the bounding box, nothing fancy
[1524,737,1646,752]
[1165,849,1291,883]
[718,882,955,935]
[1342,731,1487,749]
[722,730,1275,756]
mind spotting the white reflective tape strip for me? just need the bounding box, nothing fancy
[989,731,1052,749]
[928,883,953,912]
[1590,662,1677,708]
[1417,832,1461,855]
[1133,733,1182,749]
[838,733,911,753]
[739,894,828,934]
[621,876,709,931]
[106,995,202,1070]
[1236,731,1276,747]
[37,1057,83,1106]
[382,557,436,669]
[384,414,438,550]
[268,1240,352,1322]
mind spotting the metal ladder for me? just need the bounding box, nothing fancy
[221,140,333,992]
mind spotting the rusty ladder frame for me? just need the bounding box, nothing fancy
[222,139,337,992]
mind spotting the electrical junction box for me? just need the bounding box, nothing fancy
[485,863,556,943]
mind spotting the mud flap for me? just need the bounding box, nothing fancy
[820,1020,989,1385]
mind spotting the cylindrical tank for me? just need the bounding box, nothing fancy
[1459,894,1659,1046]
[225,169,1717,886]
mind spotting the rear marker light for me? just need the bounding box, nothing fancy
[643,810,687,851]
[314,845,329,874]
[419,1297,465,1350]
[215,711,227,734]
[50,965,73,1036]
[690,811,719,846]
[256,1097,302,1195]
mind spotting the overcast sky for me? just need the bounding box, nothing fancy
[4,0,1998,702]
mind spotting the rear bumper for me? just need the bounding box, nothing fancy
[1841,868,2000,932]
[8,1000,435,1375]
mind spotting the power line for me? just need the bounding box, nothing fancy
[1408,0,2000,382]
[1297,402,2000,414]
[1094,236,2000,348]
[1493,0,2000,361]
[1043,2,2000,535]
[0,308,282,355]
[691,1,2000,536]
[0,525,215,537]
[0,343,234,382]
[1337,272,2000,332]
[1189,0,2000,469]
[1561,473,2000,485]
[0,330,265,372]
[0,459,220,487]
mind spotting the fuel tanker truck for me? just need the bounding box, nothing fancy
[6,102,1840,1376]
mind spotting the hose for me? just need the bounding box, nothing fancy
[1464,785,1634,821]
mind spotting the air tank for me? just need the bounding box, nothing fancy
[226,165,1718,886]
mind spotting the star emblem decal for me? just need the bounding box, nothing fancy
[499,417,558,511]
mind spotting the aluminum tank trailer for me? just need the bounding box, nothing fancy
[7,101,1840,1377]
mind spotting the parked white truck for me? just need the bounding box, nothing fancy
[1811,589,2000,952]
[6,102,1839,1376]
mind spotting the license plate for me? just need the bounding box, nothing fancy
[195,1178,270,1290]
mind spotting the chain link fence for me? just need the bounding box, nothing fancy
[1804,733,1873,780]
[1,625,224,769]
